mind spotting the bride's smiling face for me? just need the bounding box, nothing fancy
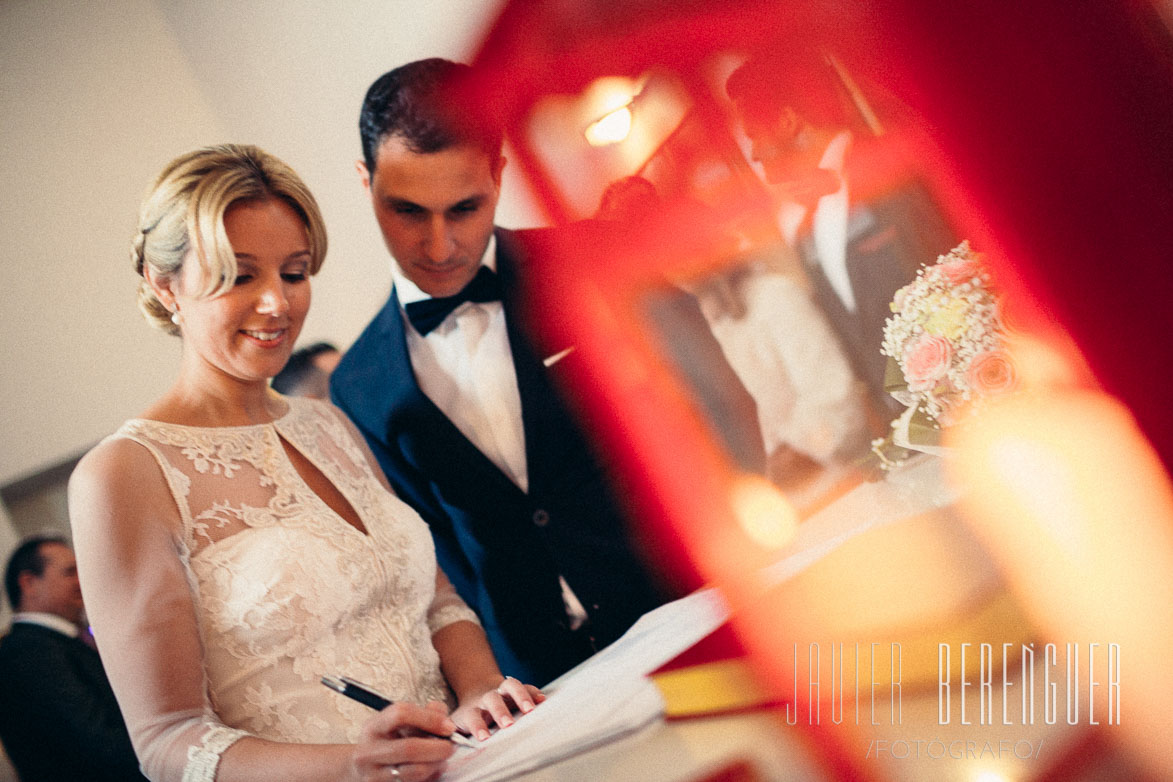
[169,198,312,386]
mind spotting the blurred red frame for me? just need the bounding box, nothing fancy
[465,1,1173,778]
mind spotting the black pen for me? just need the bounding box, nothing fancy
[320,675,478,748]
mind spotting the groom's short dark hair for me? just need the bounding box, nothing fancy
[726,48,855,131]
[359,58,504,172]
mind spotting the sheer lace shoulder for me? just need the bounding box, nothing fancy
[74,397,478,782]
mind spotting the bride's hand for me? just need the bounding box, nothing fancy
[350,701,457,782]
[450,676,546,741]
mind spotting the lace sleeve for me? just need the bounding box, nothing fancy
[69,436,248,782]
[428,568,480,636]
[181,724,249,782]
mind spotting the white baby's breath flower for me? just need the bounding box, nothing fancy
[881,241,1012,425]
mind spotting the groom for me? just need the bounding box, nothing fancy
[726,48,957,415]
[331,59,757,685]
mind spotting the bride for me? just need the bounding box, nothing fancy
[68,144,542,782]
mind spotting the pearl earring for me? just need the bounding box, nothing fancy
[171,309,182,326]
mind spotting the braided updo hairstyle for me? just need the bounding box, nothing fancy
[132,144,327,336]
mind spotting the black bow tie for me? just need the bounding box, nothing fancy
[404,266,503,335]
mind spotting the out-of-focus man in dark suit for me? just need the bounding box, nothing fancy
[0,536,147,781]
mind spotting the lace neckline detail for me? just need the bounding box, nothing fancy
[125,400,295,432]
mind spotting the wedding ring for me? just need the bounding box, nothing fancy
[389,765,401,780]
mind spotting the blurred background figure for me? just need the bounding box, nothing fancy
[598,176,868,505]
[0,535,147,782]
[596,174,661,223]
[726,47,956,417]
[687,257,871,503]
[595,177,768,476]
[270,341,341,399]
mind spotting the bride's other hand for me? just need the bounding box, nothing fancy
[351,701,456,782]
[450,676,546,740]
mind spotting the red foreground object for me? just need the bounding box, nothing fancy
[466,3,1173,778]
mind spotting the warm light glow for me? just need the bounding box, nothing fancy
[525,70,686,214]
[581,74,641,146]
[585,104,633,146]
[949,390,1173,778]
[973,772,1010,782]
[1004,332,1084,391]
[729,474,798,550]
[988,436,1085,557]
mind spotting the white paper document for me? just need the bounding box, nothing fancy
[441,465,950,781]
[442,588,730,781]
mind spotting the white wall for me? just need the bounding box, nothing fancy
[0,0,540,485]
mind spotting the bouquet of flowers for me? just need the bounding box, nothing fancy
[872,241,1018,466]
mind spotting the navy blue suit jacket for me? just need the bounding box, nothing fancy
[0,622,147,782]
[331,227,693,685]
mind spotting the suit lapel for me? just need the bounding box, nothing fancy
[341,291,437,443]
[496,229,565,495]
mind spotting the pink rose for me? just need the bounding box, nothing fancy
[903,334,952,391]
[937,257,982,285]
[967,350,1018,396]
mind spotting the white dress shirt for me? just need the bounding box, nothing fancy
[392,237,588,628]
[392,236,529,492]
[776,130,856,312]
[11,611,79,637]
[810,131,854,312]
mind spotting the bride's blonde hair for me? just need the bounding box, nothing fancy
[132,144,328,336]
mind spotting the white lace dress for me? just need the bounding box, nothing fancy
[75,397,478,782]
